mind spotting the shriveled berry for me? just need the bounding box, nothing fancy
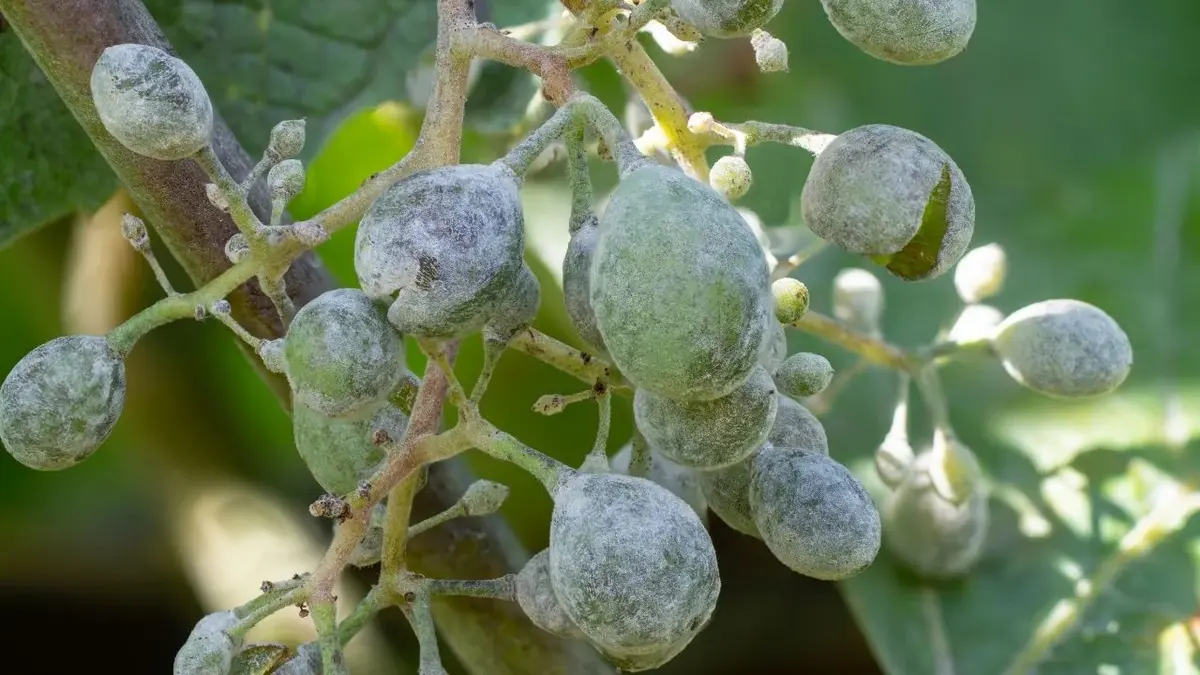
[992,299,1132,399]
[709,155,753,201]
[355,164,525,339]
[549,472,720,662]
[0,336,126,471]
[91,44,213,160]
[775,352,834,398]
[610,442,708,522]
[292,402,408,496]
[750,446,881,580]
[635,366,777,470]
[563,216,606,354]
[173,610,241,675]
[283,288,405,419]
[821,0,976,66]
[802,125,974,280]
[591,164,772,401]
[517,549,585,639]
[671,0,784,38]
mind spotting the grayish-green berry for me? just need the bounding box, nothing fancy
[610,443,708,523]
[292,402,407,496]
[563,216,607,354]
[268,159,306,206]
[270,643,321,675]
[953,242,1006,304]
[802,125,974,280]
[833,267,884,334]
[549,472,720,660]
[283,288,405,419]
[992,299,1132,399]
[768,394,829,453]
[591,164,772,401]
[90,44,213,160]
[0,336,126,471]
[758,317,788,373]
[355,164,525,339]
[772,277,810,324]
[884,450,988,579]
[775,352,835,398]
[268,119,306,160]
[750,29,789,73]
[821,0,976,66]
[484,264,540,344]
[635,366,777,470]
[750,446,881,580]
[517,549,585,639]
[709,155,753,201]
[671,0,784,38]
[173,610,241,675]
[345,501,387,567]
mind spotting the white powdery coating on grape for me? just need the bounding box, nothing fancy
[758,318,788,373]
[173,610,240,675]
[993,299,1133,399]
[271,643,322,675]
[284,288,405,419]
[710,155,753,201]
[884,450,988,578]
[775,352,834,398]
[821,0,976,66]
[611,443,709,522]
[750,447,881,580]
[802,125,974,272]
[549,473,720,658]
[90,44,213,160]
[516,549,585,639]
[768,394,829,453]
[563,217,607,354]
[751,30,789,73]
[485,264,541,342]
[671,0,784,38]
[292,402,408,495]
[355,164,525,339]
[635,366,777,470]
[591,164,772,401]
[0,335,125,471]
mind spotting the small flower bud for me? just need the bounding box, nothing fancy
[461,479,510,516]
[267,119,306,160]
[750,29,789,73]
[772,278,810,324]
[709,155,753,201]
[832,267,883,335]
[953,243,1007,303]
[205,183,229,211]
[224,233,250,264]
[946,303,1003,345]
[775,352,834,398]
[268,159,306,206]
[120,213,148,248]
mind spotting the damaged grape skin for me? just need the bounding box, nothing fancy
[292,402,408,496]
[671,0,785,39]
[354,163,525,339]
[750,446,881,581]
[282,288,405,420]
[610,442,709,523]
[548,472,720,663]
[516,549,586,639]
[0,335,126,471]
[591,163,772,402]
[562,216,607,355]
[821,0,977,67]
[634,365,778,470]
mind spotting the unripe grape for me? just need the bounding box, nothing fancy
[953,243,1006,303]
[485,264,540,343]
[833,267,883,334]
[268,119,306,160]
[803,125,974,280]
[283,288,405,419]
[591,164,772,401]
[750,446,881,580]
[90,44,213,160]
[270,643,320,675]
[549,472,720,661]
[750,29,789,73]
[992,299,1132,399]
[267,159,306,206]
[671,0,785,38]
[709,155,753,201]
[562,216,606,354]
[884,450,988,579]
[774,352,834,398]
[0,336,126,470]
[821,0,976,66]
[768,394,829,453]
[758,318,788,373]
[772,277,810,324]
[355,164,525,339]
[517,549,585,639]
[292,402,407,496]
[610,442,708,522]
[173,610,241,675]
[635,366,777,470]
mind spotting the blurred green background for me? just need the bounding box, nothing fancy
[2,0,1200,673]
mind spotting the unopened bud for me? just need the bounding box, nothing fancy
[953,243,1006,303]
[833,267,883,335]
[709,155,752,201]
[461,480,510,516]
[750,29,789,73]
[268,119,306,160]
[946,303,1004,345]
[268,159,306,205]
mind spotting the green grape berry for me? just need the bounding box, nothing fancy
[90,44,213,160]
[772,277,810,324]
[610,442,709,523]
[485,264,541,343]
[591,164,772,401]
[292,402,407,496]
[355,164,525,339]
[634,365,777,470]
[562,216,607,354]
[0,336,126,471]
[802,125,974,280]
[709,155,753,201]
[549,472,720,664]
[774,352,834,398]
[282,288,405,419]
[750,446,881,580]
[992,299,1133,399]
[671,0,785,39]
[884,449,988,579]
[517,549,585,639]
[820,0,976,66]
[173,610,241,675]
